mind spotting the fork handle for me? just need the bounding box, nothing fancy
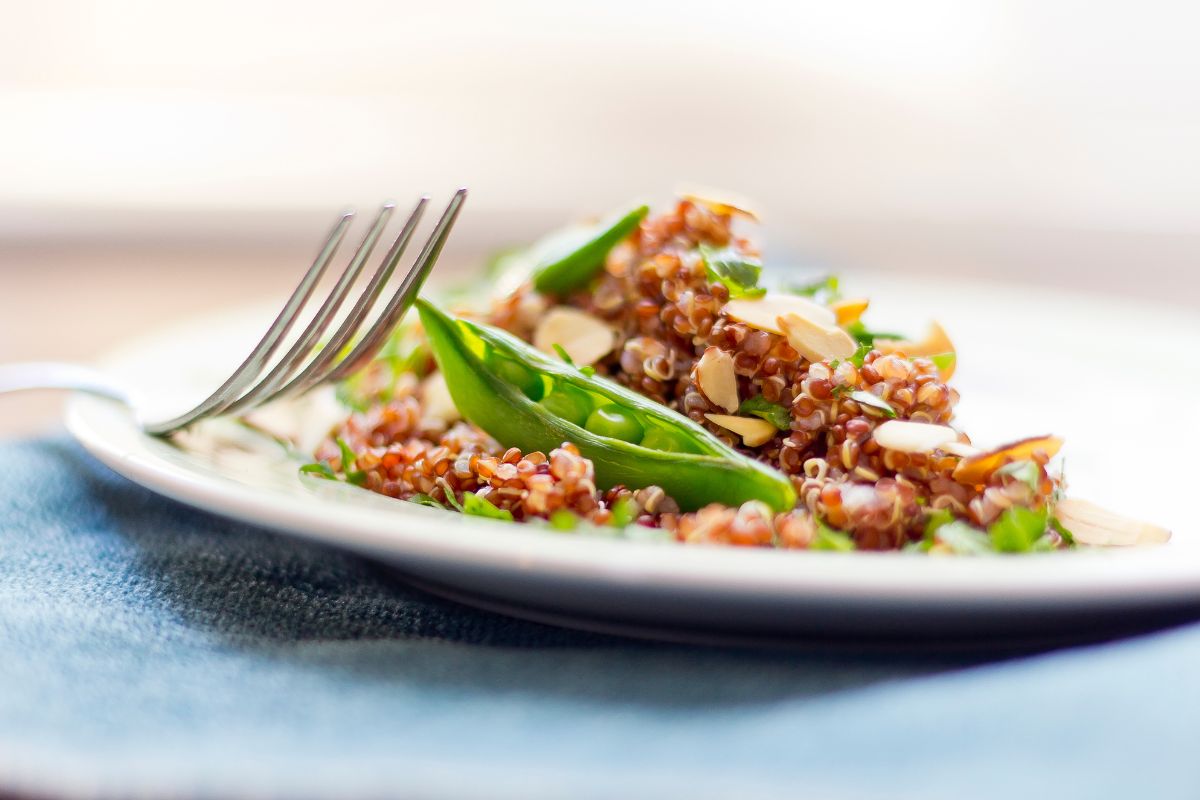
[0,362,132,404]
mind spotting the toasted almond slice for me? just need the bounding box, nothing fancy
[704,413,778,447]
[777,312,858,363]
[1055,498,1171,547]
[940,441,982,458]
[419,372,461,423]
[696,346,739,413]
[877,321,956,379]
[873,420,959,454]
[831,297,870,326]
[533,306,616,366]
[723,292,836,333]
[952,435,1065,485]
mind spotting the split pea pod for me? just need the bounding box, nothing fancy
[416,299,797,512]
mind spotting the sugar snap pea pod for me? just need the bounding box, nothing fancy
[416,299,797,512]
[531,204,649,295]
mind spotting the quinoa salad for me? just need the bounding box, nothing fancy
[302,194,1170,553]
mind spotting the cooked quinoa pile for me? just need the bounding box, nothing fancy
[316,198,1064,551]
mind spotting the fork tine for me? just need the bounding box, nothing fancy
[142,210,355,436]
[218,202,398,415]
[261,195,431,403]
[321,187,467,385]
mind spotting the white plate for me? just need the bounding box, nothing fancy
[66,274,1200,644]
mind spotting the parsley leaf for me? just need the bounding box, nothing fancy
[299,462,337,480]
[987,506,1049,553]
[848,390,897,418]
[699,244,766,299]
[996,460,1041,492]
[445,490,514,522]
[934,521,993,555]
[930,352,956,373]
[784,275,842,303]
[849,343,873,369]
[845,321,907,346]
[1049,515,1076,546]
[335,438,367,486]
[738,396,792,431]
[549,510,580,531]
[405,493,445,509]
[812,519,856,551]
[609,497,638,528]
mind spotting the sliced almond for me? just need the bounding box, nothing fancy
[777,312,858,363]
[1055,498,1171,547]
[704,413,778,447]
[831,297,870,326]
[877,321,956,380]
[695,346,739,413]
[872,420,959,454]
[419,372,461,423]
[533,306,616,366]
[723,292,836,333]
[952,435,1065,485]
[940,441,982,458]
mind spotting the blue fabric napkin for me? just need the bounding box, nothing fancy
[1,437,1197,800]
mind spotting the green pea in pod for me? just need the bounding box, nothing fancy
[416,299,797,513]
[531,204,649,295]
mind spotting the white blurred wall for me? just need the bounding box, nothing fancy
[1,0,1197,298]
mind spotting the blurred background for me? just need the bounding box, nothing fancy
[2,0,1197,433]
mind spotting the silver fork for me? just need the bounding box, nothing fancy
[0,189,466,436]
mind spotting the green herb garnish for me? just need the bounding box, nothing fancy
[849,343,873,369]
[845,321,907,346]
[1049,515,1076,546]
[996,460,1041,492]
[812,519,856,551]
[784,275,841,303]
[987,506,1051,553]
[848,390,897,418]
[549,510,580,531]
[930,352,956,373]
[699,244,766,299]
[335,438,367,486]
[299,462,337,480]
[934,521,993,555]
[444,490,514,522]
[405,493,445,509]
[738,396,791,431]
[609,497,638,528]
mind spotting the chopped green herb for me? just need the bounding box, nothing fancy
[405,493,445,509]
[335,438,367,486]
[445,490,514,522]
[738,396,792,431]
[848,390,897,418]
[849,343,873,369]
[987,506,1050,553]
[812,519,856,551]
[784,275,841,303]
[828,359,841,370]
[831,384,852,398]
[923,508,956,539]
[609,496,638,528]
[299,462,337,480]
[549,510,580,531]
[996,460,1041,492]
[699,244,766,299]
[930,352,956,373]
[934,521,993,555]
[1049,515,1076,546]
[845,321,907,346]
